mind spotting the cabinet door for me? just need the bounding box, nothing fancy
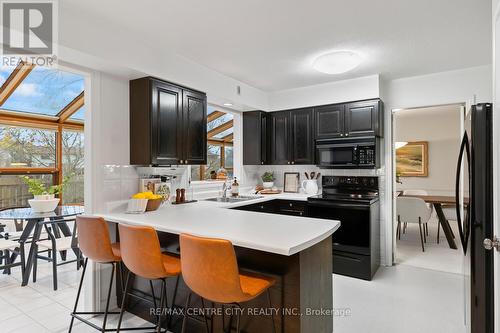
[345,100,380,137]
[290,108,314,164]
[150,80,183,165]
[269,111,290,165]
[182,89,207,164]
[314,104,345,139]
[243,111,268,165]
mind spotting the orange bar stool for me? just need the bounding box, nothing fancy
[179,233,277,333]
[70,216,153,332]
[117,224,182,333]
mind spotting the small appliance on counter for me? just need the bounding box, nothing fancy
[307,176,380,280]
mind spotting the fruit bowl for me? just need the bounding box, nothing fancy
[28,198,60,213]
[146,198,162,211]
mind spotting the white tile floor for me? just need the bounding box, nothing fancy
[396,216,465,274]
[1,238,468,333]
[0,253,151,333]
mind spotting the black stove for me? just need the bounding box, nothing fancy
[307,176,380,280]
[308,176,379,205]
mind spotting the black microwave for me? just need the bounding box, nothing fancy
[316,138,378,168]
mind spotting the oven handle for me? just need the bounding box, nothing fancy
[307,201,371,209]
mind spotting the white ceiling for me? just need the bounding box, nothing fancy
[61,0,491,92]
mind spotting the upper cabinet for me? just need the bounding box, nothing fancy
[344,100,382,137]
[315,104,345,139]
[315,99,383,139]
[243,111,269,165]
[242,99,383,166]
[130,77,207,166]
[269,108,314,165]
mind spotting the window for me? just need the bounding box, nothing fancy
[0,62,85,208]
[191,107,234,181]
[62,130,84,204]
[0,125,56,168]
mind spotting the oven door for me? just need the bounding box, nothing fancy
[316,143,357,167]
[307,200,371,255]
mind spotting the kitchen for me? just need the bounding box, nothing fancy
[0,1,496,333]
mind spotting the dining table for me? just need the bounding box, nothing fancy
[399,194,469,250]
[0,205,84,286]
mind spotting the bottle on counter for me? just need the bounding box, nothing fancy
[231,178,239,197]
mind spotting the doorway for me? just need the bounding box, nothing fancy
[392,104,465,273]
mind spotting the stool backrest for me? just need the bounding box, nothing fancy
[76,216,117,263]
[118,223,167,279]
[180,233,244,303]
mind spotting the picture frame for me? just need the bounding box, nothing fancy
[395,141,429,177]
[284,172,300,193]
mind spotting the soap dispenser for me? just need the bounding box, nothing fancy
[231,177,239,197]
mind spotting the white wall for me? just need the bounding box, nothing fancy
[268,75,380,110]
[394,105,462,196]
[380,65,492,265]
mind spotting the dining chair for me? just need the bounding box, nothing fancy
[396,197,432,252]
[402,189,433,236]
[34,218,83,290]
[0,238,25,275]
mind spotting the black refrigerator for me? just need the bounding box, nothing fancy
[456,103,494,332]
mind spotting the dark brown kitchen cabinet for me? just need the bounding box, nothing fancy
[290,108,314,164]
[315,104,344,139]
[243,111,268,165]
[269,111,290,165]
[269,108,314,165]
[130,77,207,166]
[345,100,382,137]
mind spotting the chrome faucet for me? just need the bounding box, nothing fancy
[222,181,232,199]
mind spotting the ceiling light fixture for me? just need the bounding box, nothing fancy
[312,51,362,74]
[223,103,233,107]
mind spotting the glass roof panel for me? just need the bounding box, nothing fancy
[2,66,85,117]
[69,104,85,121]
[207,112,233,131]
[213,128,233,139]
[0,65,16,86]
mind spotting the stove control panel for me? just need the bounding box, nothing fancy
[322,176,378,190]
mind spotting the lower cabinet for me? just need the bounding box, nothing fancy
[232,200,307,216]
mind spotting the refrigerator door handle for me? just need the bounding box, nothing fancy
[455,132,471,254]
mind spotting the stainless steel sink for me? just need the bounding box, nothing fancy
[205,195,263,203]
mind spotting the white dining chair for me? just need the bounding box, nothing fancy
[396,197,433,252]
[402,189,434,236]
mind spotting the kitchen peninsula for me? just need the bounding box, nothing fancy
[100,195,340,333]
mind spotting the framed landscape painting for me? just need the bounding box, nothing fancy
[396,141,428,177]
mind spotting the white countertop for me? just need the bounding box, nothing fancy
[99,192,340,256]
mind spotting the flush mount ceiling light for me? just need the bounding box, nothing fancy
[312,51,362,74]
[223,103,233,107]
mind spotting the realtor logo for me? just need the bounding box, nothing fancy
[1,0,57,66]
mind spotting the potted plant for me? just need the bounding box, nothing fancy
[261,171,275,189]
[20,175,72,212]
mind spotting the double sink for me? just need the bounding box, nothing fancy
[205,195,263,203]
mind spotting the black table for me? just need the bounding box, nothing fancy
[0,205,84,286]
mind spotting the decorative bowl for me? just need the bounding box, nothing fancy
[146,198,163,212]
[28,198,60,213]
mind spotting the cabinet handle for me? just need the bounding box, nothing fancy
[287,161,290,164]
[340,134,344,137]
[261,161,264,165]
[291,161,295,165]
[179,160,184,164]
[289,203,293,207]
[345,133,349,137]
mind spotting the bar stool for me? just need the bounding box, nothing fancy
[179,233,277,333]
[117,224,182,333]
[69,216,155,332]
